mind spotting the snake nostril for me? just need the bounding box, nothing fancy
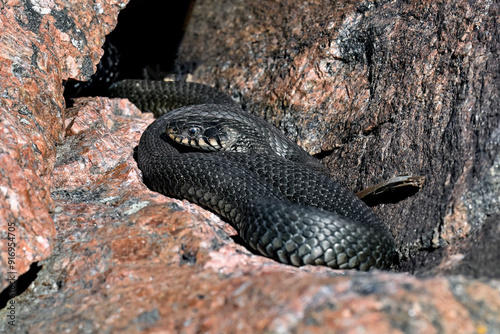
[166,126,177,134]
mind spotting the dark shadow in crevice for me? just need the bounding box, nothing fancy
[0,262,42,309]
[64,0,195,106]
[361,186,421,207]
[230,235,263,256]
[312,149,335,160]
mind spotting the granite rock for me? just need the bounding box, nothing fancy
[0,0,127,292]
[0,0,499,332]
[178,0,500,277]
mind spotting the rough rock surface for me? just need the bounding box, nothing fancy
[3,97,499,333]
[0,0,127,291]
[0,0,499,332]
[178,0,500,276]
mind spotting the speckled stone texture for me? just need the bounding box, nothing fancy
[1,0,500,333]
[0,0,127,291]
[178,0,500,277]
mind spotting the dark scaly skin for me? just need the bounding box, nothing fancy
[109,79,238,117]
[162,104,329,174]
[113,79,397,270]
[138,115,396,270]
[110,80,328,174]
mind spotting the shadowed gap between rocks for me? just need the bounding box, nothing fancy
[0,263,42,310]
[63,0,195,103]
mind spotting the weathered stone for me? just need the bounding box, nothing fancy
[0,0,499,332]
[0,0,127,291]
[178,0,500,277]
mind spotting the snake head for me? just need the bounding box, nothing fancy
[162,103,275,155]
[165,120,239,151]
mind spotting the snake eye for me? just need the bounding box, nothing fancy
[188,127,201,137]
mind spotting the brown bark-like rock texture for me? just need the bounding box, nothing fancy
[179,0,500,277]
[1,0,499,332]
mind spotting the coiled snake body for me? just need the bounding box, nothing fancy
[110,79,396,270]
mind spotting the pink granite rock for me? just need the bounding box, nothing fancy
[1,0,499,332]
[0,0,127,291]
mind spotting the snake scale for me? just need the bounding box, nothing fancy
[110,79,396,270]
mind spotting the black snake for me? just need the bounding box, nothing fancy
[110,79,396,270]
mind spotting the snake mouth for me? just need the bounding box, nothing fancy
[165,123,234,151]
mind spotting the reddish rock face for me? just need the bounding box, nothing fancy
[0,0,127,289]
[1,0,499,333]
[178,0,500,277]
